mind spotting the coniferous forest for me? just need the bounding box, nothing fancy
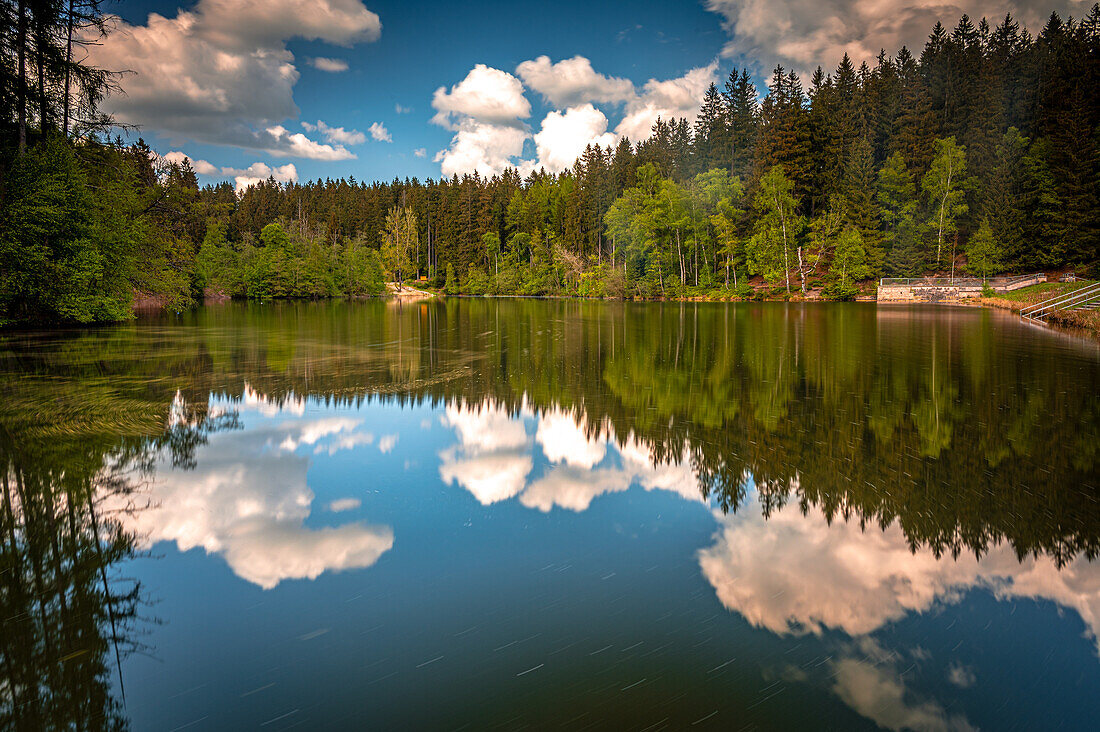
[2,4,1099,323]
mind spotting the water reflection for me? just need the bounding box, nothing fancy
[111,392,394,590]
[438,399,702,511]
[699,492,1100,652]
[1,300,1097,728]
[0,444,141,730]
[828,639,977,732]
[432,396,1100,655]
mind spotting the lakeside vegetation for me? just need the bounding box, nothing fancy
[2,5,1099,323]
[980,279,1100,331]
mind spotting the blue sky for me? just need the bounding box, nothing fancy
[94,1,1073,189]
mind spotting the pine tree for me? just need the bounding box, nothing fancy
[842,137,882,265]
[694,82,727,173]
[756,67,812,204]
[723,69,758,182]
[982,128,1063,269]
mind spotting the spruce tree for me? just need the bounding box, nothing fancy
[842,137,883,267]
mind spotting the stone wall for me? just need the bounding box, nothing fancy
[878,274,1045,302]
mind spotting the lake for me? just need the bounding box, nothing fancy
[1,300,1098,730]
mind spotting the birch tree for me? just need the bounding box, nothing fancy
[921,137,968,268]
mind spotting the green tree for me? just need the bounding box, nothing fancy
[965,219,1001,280]
[922,137,968,268]
[748,166,803,293]
[483,231,501,278]
[841,137,882,260]
[444,262,457,295]
[381,206,417,287]
[830,229,873,284]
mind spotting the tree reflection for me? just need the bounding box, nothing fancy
[0,300,1097,727]
[0,382,241,729]
[1,440,140,731]
[3,301,1096,569]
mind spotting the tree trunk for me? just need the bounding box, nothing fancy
[778,202,791,294]
[63,0,75,137]
[17,0,27,154]
[936,166,952,267]
[676,229,685,285]
[797,245,807,294]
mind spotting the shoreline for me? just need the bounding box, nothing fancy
[978,296,1100,336]
[6,291,1097,339]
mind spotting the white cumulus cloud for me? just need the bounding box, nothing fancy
[302,120,367,145]
[532,105,617,174]
[369,122,393,142]
[704,0,1079,72]
[431,64,531,129]
[222,162,299,192]
[264,124,355,159]
[88,0,380,156]
[311,56,349,72]
[615,62,719,142]
[431,65,536,177]
[162,150,218,176]
[516,55,635,107]
[434,119,530,178]
[431,58,722,176]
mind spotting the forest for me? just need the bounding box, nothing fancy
[1,3,1099,323]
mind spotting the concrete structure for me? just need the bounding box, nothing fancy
[878,273,1045,302]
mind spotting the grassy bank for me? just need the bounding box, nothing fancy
[980,281,1100,335]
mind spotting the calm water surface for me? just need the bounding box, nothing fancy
[2,300,1098,730]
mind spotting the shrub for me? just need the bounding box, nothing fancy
[822,282,860,301]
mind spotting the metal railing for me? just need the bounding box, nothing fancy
[1021,281,1100,320]
[880,273,1043,288]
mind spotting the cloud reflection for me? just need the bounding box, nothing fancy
[438,399,703,512]
[111,395,393,589]
[698,493,1100,652]
[436,398,1100,659]
[831,640,976,732]
[438,399,533,504]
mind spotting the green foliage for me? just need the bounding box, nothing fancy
[464,265,488,295]
[0,137,184,323]
[983,129,1063,270]
[444,263,458,295]
[965,220,1002,280]
[830,229,873,285]
[747,166,803,291]
[4,6,1098,322]
[821,282,860,300]
[922,137,969,267]
[381,206,417,285]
